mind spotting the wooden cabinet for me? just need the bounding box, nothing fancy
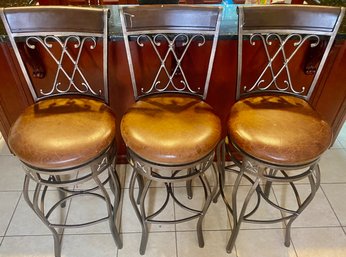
[311,40,346,140]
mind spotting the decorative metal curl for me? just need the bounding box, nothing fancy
[26,35,101,97]
[244,33,320,96]
[136,33,205,95]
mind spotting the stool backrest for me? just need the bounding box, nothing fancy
[120,5,222,100]
[1,6,109,103]
[236,5,344,100]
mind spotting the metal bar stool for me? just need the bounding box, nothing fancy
[120,5,222,255]
[218,5,345,253]
[1,6,122,257]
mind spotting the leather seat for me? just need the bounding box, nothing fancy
[121,94,221,165]
[8,97,116,170]
[228,95,332,166]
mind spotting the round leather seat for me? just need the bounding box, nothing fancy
[121,94,222,165]
[228,95,332,166]
[8,97,116,170]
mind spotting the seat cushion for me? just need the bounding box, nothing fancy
[121,94,222,165]
[8,97,116,170]
[228,95,332,166]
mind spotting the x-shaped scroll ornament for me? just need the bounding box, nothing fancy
[137,34,205,95]
[26,35,100,97]
[245,33,320,95]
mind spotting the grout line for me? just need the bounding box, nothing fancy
[319,185,345,229]
[1,191,22,243]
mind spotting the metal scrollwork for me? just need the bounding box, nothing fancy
[26,35,101,97]
[136,33,205,95]
[244,33,320,95]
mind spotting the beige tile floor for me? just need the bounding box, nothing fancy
[0,124,346,257]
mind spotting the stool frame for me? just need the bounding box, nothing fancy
[218,5,345,253]
[1,6,122,256]
[120,5,222,254]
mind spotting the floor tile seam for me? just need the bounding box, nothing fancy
[314,185,345,228]
[342,226,346,235]
[2,232,117,237]
[264,186,288,228]
[120,227,233,234]
[1,234,53,238]
[238,225,343,231]
[60,181,81,234]
[220,200,234,230]
[289,226,346,231]
[6,193,72,238]
[1,192,22,239]
[121,231,177,235]
[121,229,233,234]
[320,182,346,185]
[0,189,24,193]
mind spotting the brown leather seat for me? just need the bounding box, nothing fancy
[228,94,332,166]
[121,94,222,165]
[8,97,116,170]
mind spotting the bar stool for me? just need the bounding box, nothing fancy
[1,6,122,257]
[120,5,222,254]
[218,5,345,253]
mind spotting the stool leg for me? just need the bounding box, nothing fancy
[214,140,225,203]
[284,164,320,247]
[23,175,62,257]
[129,169,151,255]
[186,168,193,199]
[196,163,218,247]
[138,178,151,255]
[136,173,144,205]
[226,166,260,253]
[53,176,66,208]
[91,165,123,249]
[263,169,278,198]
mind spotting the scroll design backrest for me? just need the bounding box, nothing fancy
[0,6,109,103]
[120,5,222,100]
[236,5,345,101]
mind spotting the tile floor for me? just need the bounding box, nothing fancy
[0,125,346,257]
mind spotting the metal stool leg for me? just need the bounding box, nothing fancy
[138,179,151,255]
[129,169,151,255]
[214,140,225,203]
[284,164,320,246]
[136,174,145,205]
[92,164,123,249]
[53,176,66,208]
[226,165,260,253]
[186,168,193,199]
[196,164,218,247]
[23,175,62,257]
